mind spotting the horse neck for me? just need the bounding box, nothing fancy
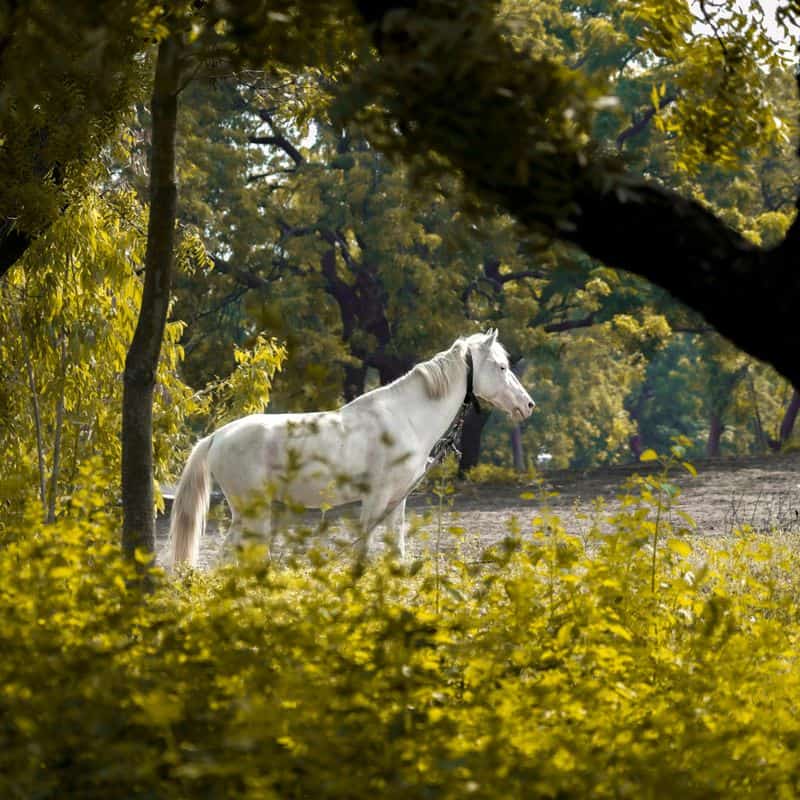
[390,362,468,454]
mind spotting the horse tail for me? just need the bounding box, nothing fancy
[168,435,213,568]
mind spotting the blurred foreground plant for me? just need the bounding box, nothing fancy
[2,463,800,799]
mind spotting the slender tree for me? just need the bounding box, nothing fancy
[121,36,183,558]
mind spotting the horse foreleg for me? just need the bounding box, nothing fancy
[383,497,407,561]
[358,493,390,561]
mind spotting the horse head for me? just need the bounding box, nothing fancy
[470,329,535,421]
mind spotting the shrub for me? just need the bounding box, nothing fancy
[463,462,539,484]
[3,472,800,798]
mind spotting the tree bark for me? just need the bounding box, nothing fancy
[770,389,800,450]
[121,36,182,560]
[779,390,800,445]
[706,413,723,458]
[510,425,524,472]
[46,333,67,524]
[352,2,800,390]
[343,362,366,402]
[25,349,47,513]
[625,382,653,460]
[0,226,33,281]
[458,405,491,476]
[509,359,526,471]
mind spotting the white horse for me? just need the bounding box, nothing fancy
[168,330,535,567]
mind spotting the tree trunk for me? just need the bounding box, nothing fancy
[625,382,652,460]
[509,359,526,471]
[343,362,366,402]
[706,413,723,458]
[779,390,800,445]
[121,37,182,560]
[458,405,491,476]
[376,357,412,385]
[770,389,800,450]
[747,373,768,454]
[46,333,67,523]
[510,425,524,471]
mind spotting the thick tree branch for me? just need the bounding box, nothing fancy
[251,107,305,166]
[0,225,33,280]
[248,134,304,166]
[352,1,800,388]
[616,94,677,150]
[211,254,282,289]
[542,314,596,334]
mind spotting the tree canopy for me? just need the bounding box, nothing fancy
[2,0,800,537]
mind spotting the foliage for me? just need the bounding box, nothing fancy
[142,2,798,471]
[0,190,285,520]
[0,192,201,519]
[482,324,649,469]
[463,462,539,484]
[0,0,155,237]
[205,334,287,427]
[4,465,800,797]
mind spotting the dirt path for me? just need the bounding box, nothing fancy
[156,453,800,569]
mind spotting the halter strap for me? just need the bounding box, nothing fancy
[464,348,481,414]
[426,347,482,466]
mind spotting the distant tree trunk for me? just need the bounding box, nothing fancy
[779,390,800,444]
[376,356,412,385]
[510,425,524,471]
[625,380,653,460]
[343,362,366,402]
[769,389,800,451]
[26,358,47,513]
[0,227,34,281]
[46,333,67,523]
[747,373,768,453]
[458,406,491,476]
[121,36,182,560]
[706,413,723,458]
[509,359,526,471]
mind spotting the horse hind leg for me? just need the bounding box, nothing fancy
[221,513,243,563]
[241,506,273,558]
[221,505,273,562]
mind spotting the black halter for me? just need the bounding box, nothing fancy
[464,348,481,415]
[428,348,481,466]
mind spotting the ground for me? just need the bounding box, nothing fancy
[156,452,800,569]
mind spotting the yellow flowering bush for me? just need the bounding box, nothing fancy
[3,468,800,798]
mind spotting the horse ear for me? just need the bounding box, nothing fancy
[485,328,498,348]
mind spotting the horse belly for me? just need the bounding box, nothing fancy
[277,428,371,508]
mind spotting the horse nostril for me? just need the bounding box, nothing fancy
[528,401,534,409]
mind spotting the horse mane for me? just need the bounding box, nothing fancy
[411,335,479,399]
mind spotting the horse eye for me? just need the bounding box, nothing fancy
[500,364,506,371]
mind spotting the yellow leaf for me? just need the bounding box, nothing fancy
[639,449,658,462]
[667,539,692,557]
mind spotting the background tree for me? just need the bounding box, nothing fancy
[349,0,800,389]
[0,192,199,524]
